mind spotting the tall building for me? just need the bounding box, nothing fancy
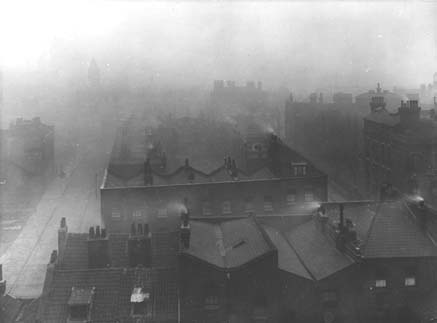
[363,94,437,203]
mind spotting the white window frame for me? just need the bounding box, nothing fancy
[405,277,416,287]
[111,209,121,219]
[286,190,296,205]
[375,279,387,288]
[222,201,232,215]
[263,196,274,212]
[304,189,314,202]
[133,209,142,218]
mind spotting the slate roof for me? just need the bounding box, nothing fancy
[262,225,312,280]
[364,109,400,126]
[183,217,276,270]
[58,231,180,270]
[39,267,178,323]
[285,220,355,280]
[363,201,437,258]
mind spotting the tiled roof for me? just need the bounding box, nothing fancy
[104,162,279,188]
[262,225,312,280]
[183,217,276,270]
[39,267,178,323]
[363,201,437,258]
[364,109,399,126]
[285,220,355,280]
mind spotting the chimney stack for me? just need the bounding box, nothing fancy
[144,158,153,185]
[180,209,191,249]
[58,217,68,259]
[0,264,6,295]
[128,222,152,267]
[399,100,421,128]
[87,226,110,268]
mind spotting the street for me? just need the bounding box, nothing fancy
[0,125,115,298]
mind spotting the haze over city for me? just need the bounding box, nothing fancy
[2,1,437,323]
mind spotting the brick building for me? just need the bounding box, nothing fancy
[6,117,54,176]
[101,116,327,233]
[28,195,437,323]
[363,95,437,202]
[285,91,364,197]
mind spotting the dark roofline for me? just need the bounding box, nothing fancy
[180,248,278,273]
[102,173,327,190]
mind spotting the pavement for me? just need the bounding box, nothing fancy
[0,129,114,299]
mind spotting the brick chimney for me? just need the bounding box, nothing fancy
[180,209,191,249]
[399,100,421,128]
[87,226,110,268]
[58,217,68,259]
[370,96,386,112]
[144,158,153,185]
[0,264,6,295]
[128,222,152,267]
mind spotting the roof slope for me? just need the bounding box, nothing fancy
[183,217,275,270]
[363,201,437,258]
[39,267,178,323]
[263,225,312,280]
[285,220,355,280]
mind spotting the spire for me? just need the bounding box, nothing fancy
[88,58,101,88]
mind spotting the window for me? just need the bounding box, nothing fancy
[131,287,151,316]
[286,189,296,205]
[304,189,314,202]
[375,280,387,288]
[321,290,338,307]
[292,162,307,176]
[263,196,273,212]
[111,208,121,219]
[245,197,254,213]
[405,267,416,287]
[405,277,416,287]
[157,208,168,218]
[222,201,232,215]
[202,201,212,216]
[133,209,142,218]
[204,283,220,310]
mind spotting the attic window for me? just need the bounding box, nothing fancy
[68,287,95,321]
[292,162,307,176]
[131,287,151,316]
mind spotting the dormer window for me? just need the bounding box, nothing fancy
[292,162,307,176]
[131,287,151,317]
[68,287,95,322]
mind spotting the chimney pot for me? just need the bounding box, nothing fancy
[89,227,95,239]
[144,223,150,236]
[101,228,107,239]
[95,226,101,238]
[60,217,66,228]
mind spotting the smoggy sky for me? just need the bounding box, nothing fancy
[1,1,436,91]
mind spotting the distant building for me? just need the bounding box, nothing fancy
[285,91,364,198]
[363,95,437,202]
[101,115,328,233]
[6,117,54,176]
[356,83,403,113]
